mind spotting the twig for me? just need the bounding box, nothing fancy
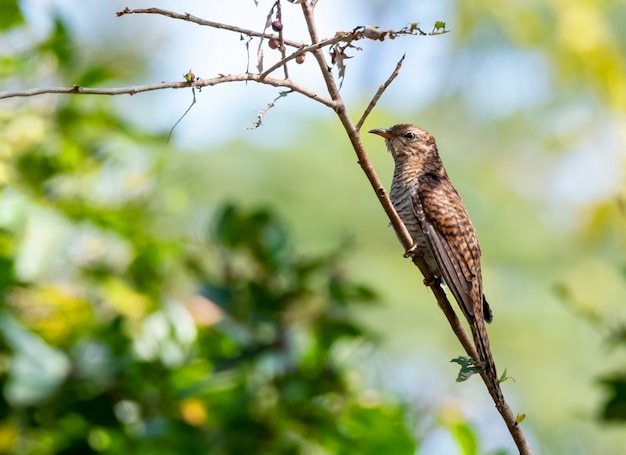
[355,54,405,131]
[116,7,304,49]
[259,21,432,80]
[260,32,358,79]
[275,1,289,79]
[0,73,338,109]
[167,86,197,143]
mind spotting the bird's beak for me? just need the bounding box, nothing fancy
[368,128,392,139]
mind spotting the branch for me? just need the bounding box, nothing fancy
[260,30,360,79]
[0,74,337,109]
[116,7,436,82]
[355,54,405,131]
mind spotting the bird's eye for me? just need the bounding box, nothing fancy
[403,131,417,140]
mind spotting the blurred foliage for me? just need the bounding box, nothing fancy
[559,268,626,424]
[0,5,422,455]
[458,0,626,111]
[599,374,626,422]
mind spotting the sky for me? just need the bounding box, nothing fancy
[20,0,471,145]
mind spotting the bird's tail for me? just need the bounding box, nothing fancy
[470,317,504,402]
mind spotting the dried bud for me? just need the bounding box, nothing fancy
[271,20,283,32]
[268,37,280,49]
[295,54,305,64]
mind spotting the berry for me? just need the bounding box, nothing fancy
[268,37,280,49]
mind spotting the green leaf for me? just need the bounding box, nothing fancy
[599,375,626,421]
[450,356,482,382]
[450,422,478,455]
[0,0,24,30]
[434,20,446,31]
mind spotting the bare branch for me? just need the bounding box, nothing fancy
[167,84,197,143]
[356,55,405,131]
[299,2,340,107]
[0,74,337,109]
[116,7,304,49]
[274,1,289,79]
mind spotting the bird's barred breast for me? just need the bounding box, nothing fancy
[390,176,440,276]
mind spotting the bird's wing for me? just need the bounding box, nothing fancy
[414,173,483,322]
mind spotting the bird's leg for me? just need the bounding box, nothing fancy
[403,244,440,287]
[403,243,419,258]
[423,274,440,288]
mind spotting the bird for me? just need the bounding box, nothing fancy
[369,123,499,388]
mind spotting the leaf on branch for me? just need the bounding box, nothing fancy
[329,43,360,87]
[183,69,197,83]
[515,413,526,424]
[431,21,449,35]
[241,34,254,74]
[407,22,420,34]
[264,10,274,30]
[450,356,482,382]
[498,367,515,384]
[359,25,398,41]
[362,25,384,41]
[333,49,346,82]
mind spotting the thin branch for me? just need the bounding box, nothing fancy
[299,1,340,111]
[355,54,405,131]
[275,1,289,79]
[116,7,304,49]
[260,31,358,79]
[167,86,197,143]
[0,74,337,109]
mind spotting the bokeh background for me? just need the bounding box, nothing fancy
[1,0,626,454]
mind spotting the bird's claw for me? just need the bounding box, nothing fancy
[403,244,418,258]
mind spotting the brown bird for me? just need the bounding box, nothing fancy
[370,123,498,385]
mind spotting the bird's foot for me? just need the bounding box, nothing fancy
[423,275,439,287]
[403,244,419,258]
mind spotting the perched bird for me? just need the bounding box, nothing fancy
[370,124,498,385]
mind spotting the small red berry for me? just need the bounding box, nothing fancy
[268,37,280,49]
[271,20,283,32]
[295,54,305,64]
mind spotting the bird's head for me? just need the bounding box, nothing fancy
[369,124,437,163]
